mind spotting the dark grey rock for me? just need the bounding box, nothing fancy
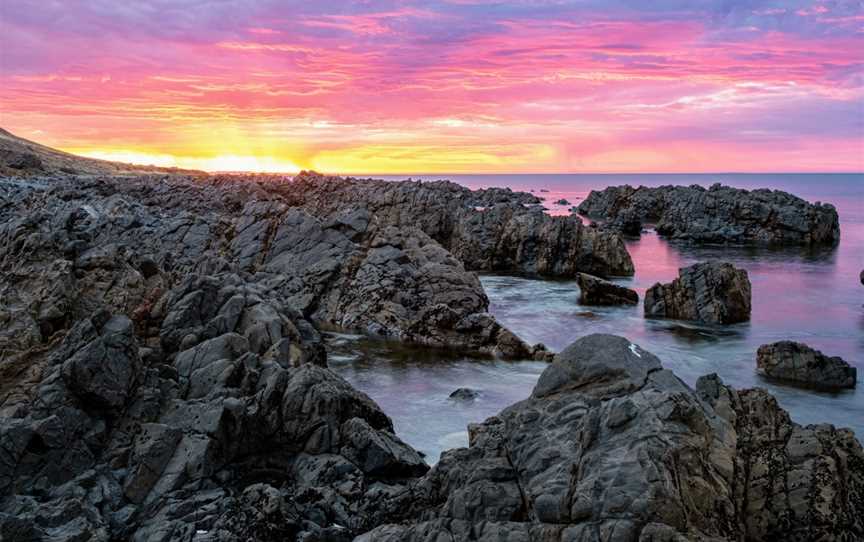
[644,261,751,324]
[576,272,638,306]
[289,171,634,278]
[757,341,857,390]
[448,388,480,401]
[577,183,840,245]
[60,312,140,411]
[1,161,860,541]
[364,335,864,541]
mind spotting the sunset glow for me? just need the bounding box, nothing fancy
[1,1,862,173]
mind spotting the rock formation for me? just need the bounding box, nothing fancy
[757,341,857,390]
[362,334,864,541]
[644,262,752,324]
[576,272,639,306]
[284,171,635,278]
[577,183,840,245]
[0,293,428,541]
[0,173,553,359]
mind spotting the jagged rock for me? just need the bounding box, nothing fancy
[644,262,751,324]
[577,183,840,245]
[287,171,635,278]
[0,281,430,541]
[363,335,864,541]
[757,341,857,390]
[2,144,858,541]
[60,312,141,411]
[227,202,539,357]
[576,272,638,306]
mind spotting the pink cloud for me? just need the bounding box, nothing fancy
[0,1,861,172]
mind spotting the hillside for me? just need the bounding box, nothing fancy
[0,127,203,176]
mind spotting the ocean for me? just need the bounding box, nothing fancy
[327,173,864,462]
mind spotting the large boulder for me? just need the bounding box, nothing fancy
[644,261,751,324]
[576,272,638,306]
[362,334,864,541]
[578,183,840,245]
[757,341,857,390]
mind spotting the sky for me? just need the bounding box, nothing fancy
[1,1,862,173]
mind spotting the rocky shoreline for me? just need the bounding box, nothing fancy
[1,142,861,540]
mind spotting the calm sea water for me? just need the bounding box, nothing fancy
[328,174,864,462]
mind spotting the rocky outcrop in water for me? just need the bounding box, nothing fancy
[576,272,638,306]
[644,262,752,324]
[577,183,840,245]
[757,341,857,390]
[284,172,635,278]
[362,334,864,541]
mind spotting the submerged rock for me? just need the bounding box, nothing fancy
[578,183,840,245]
[448,388,480,401]
[576,272,638,306]
[644,261,751,324]
[757,341,857,390]
[362,334,864,541]
[554,198,570,205]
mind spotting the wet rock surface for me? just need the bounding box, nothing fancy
[448,388,480,401]
[645,261,752,324]
[758,341,857,390]
[363,335,864,541]
[577,183,840,245]
[576,272,638,306]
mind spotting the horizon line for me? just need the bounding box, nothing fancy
[344,171,864,176]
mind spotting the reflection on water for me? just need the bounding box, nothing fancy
[325,333,546,462]
[329,174,864,462]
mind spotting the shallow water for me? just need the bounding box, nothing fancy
[329,173,864,462]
